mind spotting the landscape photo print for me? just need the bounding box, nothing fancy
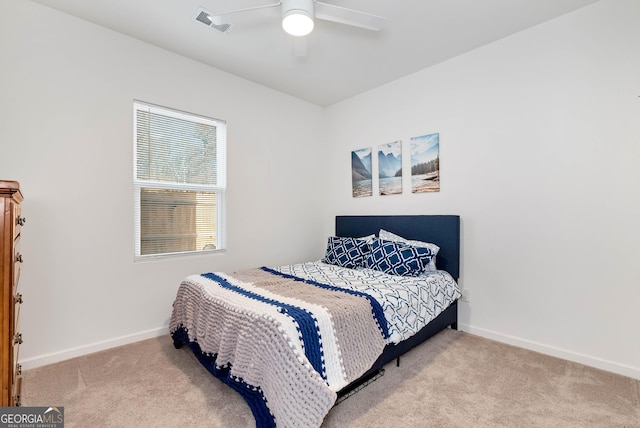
[410,133,440,193]
[378,141,402,195]
[351,147,372,197]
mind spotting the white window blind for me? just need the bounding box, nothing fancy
[133,101,226,258]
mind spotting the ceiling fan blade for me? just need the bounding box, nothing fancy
[210,1,281,25]
[314,2,385,31]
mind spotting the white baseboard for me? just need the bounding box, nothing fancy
[19,323,640,381]
[458,323,640,381]
[19,326,169,370]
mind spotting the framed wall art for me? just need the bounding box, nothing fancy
[378,141,402,195]
[410,133,440,193]
[351,147,372,197]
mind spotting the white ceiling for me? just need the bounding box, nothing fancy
[31,0,599,106]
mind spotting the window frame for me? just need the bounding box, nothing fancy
[133,100,226,260]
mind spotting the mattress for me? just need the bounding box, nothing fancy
[274,261,461,344]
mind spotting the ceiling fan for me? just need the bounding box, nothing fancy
[195,0,386,37]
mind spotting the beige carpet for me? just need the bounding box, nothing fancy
[22,329,640,427]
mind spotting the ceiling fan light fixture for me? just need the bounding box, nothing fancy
[282,10,314,36]
[281,0,314,36]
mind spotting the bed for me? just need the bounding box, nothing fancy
[170,215,461,428]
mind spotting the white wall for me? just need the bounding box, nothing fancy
[325,0,640,379]
[2,0,639,381]
[0,0,326,367]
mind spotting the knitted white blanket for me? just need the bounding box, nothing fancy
[169,267,388,428]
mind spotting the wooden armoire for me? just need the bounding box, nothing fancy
[1,180,24,406]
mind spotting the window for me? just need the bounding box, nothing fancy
[133,101,226,258]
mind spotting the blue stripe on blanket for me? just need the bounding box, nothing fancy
[172,326,276,428]
[200,272,326,380]
[261,266,390,340]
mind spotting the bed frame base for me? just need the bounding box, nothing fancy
[336,368,385,403]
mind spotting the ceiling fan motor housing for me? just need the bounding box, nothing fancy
[282,0,315,16]
[282,0,315,36]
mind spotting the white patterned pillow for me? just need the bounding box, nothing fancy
[379,229,440,272]
[357,234,376,244]
[364,238,435,277]
[322,236,369,269]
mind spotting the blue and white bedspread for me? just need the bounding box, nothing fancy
[275,261,461,344]
[170,263,459,428]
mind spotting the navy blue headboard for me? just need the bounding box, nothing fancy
[335,215,460,280]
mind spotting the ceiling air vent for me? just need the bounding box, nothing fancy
[194,7,231,33]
